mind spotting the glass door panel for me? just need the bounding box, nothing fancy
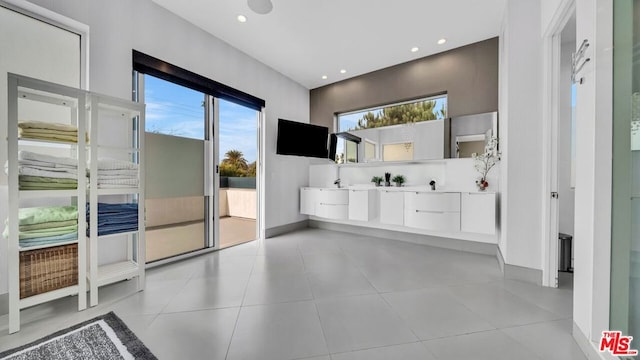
[217,99,258,249]
[142,74,209,262]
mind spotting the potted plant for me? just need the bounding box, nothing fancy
[371,176,383,187]
[391,174,405,187]
[473,137,500,191]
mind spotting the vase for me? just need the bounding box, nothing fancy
[476,178,488,191]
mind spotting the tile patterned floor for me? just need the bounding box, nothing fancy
[0,228,585,360]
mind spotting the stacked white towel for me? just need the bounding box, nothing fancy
[91,158,139,188]
[3,151,79,190]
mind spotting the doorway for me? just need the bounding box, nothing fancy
[542,1,577,288]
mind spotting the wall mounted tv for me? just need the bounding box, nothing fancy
[276,118,329,158]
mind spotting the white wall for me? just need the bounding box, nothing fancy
[309,159,500,193]
[0,0,310,296]
[499,0,544,271]
[25,0,310,232]
[572,0,614,351]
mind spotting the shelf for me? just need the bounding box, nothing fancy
[19,239,78,252]
[96,260,140,287]
[19,285,79,310]
[96,188,140,196]
[96,229,139,239]
[18,138,80,148]
[19,189,80,199]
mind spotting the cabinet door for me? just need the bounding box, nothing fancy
[316,204,348,219]
[379,190,404,225]
[461,192,496,234]
[318,188,348,204]
[349,189,376,221]
[404,210,461,232]
[300,188,318,215]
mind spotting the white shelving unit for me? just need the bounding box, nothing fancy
[87,93,145,307]
[7,74,88,333]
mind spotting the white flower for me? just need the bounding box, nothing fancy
[472,137,500,180]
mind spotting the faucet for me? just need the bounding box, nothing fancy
[334,178,341,188]
[429,180,436,191]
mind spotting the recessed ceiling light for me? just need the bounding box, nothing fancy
[411,47,419,53]
[237,15,247,23]
[340,69,347,74]
[322,75,328,80]
[437,38,447,45]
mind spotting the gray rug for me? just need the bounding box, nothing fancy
[0,312,157,360]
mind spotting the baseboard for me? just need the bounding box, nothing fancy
[496,247,505,273]
[309,220,496,256]
[0,292,6,316]
[503,263,542,285]
[573,322,620,360]
[265,220,309,238]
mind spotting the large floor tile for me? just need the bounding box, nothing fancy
[108,279,187,316]
[382,288,495,340]
[331,342,437,360]
[140,308,239,360]
[227,301,328,360]
[423,330,543,360]
[501,319,587,360]
[449,283,562,328]
[189,254,256,279]
[498,279,573,317]
[301,251,357,273]
[357,263,430,293]
[315,294,418,353]
[307,267,377,299]
[162,275,249,313]
[253,254,306,274]
[243,271,313,305]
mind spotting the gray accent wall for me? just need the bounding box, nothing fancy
[310,38,499,130]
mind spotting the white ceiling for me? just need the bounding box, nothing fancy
[151,0,507,89]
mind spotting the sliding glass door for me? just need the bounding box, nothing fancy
[216,99,259,249]
[134,65,263,262]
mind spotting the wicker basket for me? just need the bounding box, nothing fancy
[19,243,78,299]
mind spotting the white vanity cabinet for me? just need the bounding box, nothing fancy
[316,189,348,219]
[348,189,377,221]
[300,187,319,215]
[379,190,404,225]
[461,192,496,234]
[404,192,461,232]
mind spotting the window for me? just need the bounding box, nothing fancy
[335,94,447,163]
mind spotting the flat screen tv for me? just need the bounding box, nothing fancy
[276,119,329,158]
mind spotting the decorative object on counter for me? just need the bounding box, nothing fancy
[473,137,500,191]
[429,179,436,191]
[392,175,406,187]
[384,172,391,187]
[371,176,383,187]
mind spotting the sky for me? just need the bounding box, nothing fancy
[144,74,258,163]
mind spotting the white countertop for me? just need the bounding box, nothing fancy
[303,185,496,194]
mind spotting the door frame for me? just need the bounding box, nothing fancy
[541,0,575,288]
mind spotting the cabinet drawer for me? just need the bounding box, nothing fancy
[318,189,348,205]
[316,203,348,219]
[404,209,460,232]
[404,192,460,212]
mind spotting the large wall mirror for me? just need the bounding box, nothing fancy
[334,95,497,163]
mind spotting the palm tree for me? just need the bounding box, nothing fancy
[222,149,249,171]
